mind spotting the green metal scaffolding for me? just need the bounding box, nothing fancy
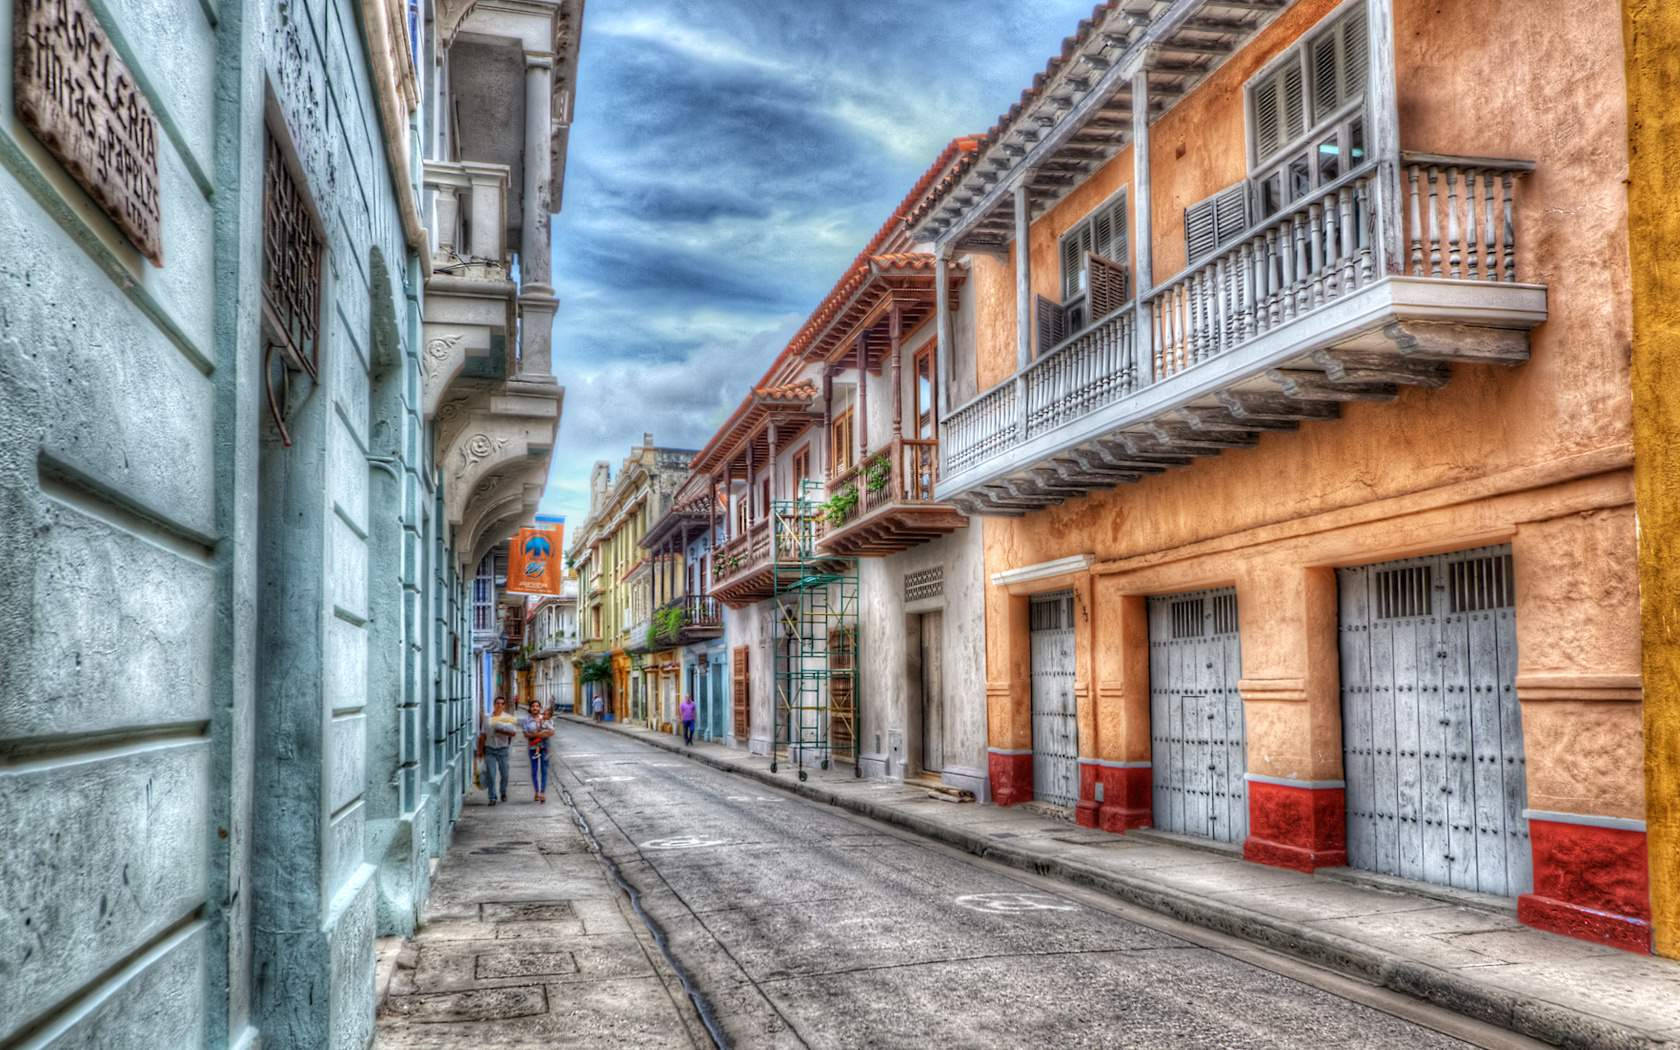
[769,483,860,779]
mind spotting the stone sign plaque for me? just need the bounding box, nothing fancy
[13,0,163,265]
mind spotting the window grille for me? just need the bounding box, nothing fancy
[1030,592,1074,632]
[1448,553,1515,613]
[1375,565,1432,619]
[904,567,943,603]
[262,124,324,378]
[1211,592,1239,636]
[1171,597,1206,639]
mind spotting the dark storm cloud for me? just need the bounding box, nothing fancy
[540,0,1101,532]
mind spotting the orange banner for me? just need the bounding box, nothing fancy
[506,526,564,595]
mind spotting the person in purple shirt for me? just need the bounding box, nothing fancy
[679,695,697,746]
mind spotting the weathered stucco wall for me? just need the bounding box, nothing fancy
[970,0,1645,928]
[1623,0,1680,959]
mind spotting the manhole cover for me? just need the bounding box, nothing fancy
[481,901,576,924]
[475,951,578,979]
[382,986,547,1024]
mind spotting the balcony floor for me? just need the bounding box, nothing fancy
[940,276,1546,515]
[818,501,969,557]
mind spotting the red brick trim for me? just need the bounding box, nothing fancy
[1519,817,1652,953]
[1242,779,1348,872]
[987,750,1034,807]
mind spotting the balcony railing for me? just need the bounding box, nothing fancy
[939,153,1540,506]
[423,160,510,281]
[650,595,723,646]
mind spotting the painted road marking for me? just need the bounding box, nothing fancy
[725,796,783,802]
[640,836,728,850]
[583,776,636,783]
[953,892,1079,915]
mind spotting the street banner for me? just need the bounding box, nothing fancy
[506,525,564,595]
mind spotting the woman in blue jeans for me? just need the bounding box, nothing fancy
[521,700,555,803]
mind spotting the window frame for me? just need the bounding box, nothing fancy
[830,407,856,475]
[1056,185,1129,326]
[1244,1,1371,219]
[912,341,937,440]
[791,445,812,500]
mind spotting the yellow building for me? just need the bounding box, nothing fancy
[571,434,697,724]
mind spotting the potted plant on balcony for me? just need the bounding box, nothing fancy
[863,453,891,495]
[654,605,685,645]
[822,484,859,527]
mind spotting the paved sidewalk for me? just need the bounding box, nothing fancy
[375,751,708,1048]
[565,716,1680,1050]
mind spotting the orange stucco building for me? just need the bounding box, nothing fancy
[912,0,1659,953]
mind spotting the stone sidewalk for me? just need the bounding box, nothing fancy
[565,716,1680,1050]
[374,752,708,1048]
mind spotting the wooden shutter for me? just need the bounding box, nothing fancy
[1314,8,1369,117]
[1184,183,1251,264]
[731,645,749,739]
[1035,295,1068,356]
[1092,198,1127,266]
[829,627,856,757]
[1252,60,1305,163]
[1087,253,1129,319]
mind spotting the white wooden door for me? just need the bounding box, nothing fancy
[1149,589,1246,844]
[1030,593,1078,808]
[1339,546,1531,896]
[920,612,945,774]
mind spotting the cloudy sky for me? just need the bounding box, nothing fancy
[537,0,1099,541]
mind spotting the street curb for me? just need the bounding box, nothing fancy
[561,716,1667,1050]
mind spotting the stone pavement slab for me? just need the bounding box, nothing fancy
[568,715,1680,1050]
[375,753,707,1048]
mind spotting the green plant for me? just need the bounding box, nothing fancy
[653,604,686,642]
[578,654,612,684]
[863,454,891,493]
[823,484,859,526]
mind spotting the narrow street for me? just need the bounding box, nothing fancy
[394,721,1541,1050]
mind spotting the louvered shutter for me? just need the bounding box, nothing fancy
[1253,60,1306,164]
[1313,32,1342,114]
[1088,196,1128,263]
[1035,295,1068,355]
[1185,196,1219,263]
[1088,253,1129,319]
[731,645,748,739]
[1060,224,1093,300]
[1185,182,1251,264]
[1342,8,1369,102]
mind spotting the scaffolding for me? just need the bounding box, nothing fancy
[769,482,860,779]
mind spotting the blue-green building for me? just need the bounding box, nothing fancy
[0,0,579,1046]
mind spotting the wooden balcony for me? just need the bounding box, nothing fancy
[817,438,967,557]
[649,595,724,647]
[710,508,846,607]
[939,155,1547,514]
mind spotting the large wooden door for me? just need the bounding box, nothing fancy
[1149,588,1246,844]
[920,612,945,774]
[731,646,749,740]
[829,626,857,761]
[1030,593,1078,808]
[1339,546,1530,896]
[709,662,727,739]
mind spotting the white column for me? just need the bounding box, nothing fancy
[522,52,554,290]
[1132,69,1155,387]
[1366,0,1403,274]
[935,244,953,421]
[1014,180,1032,370]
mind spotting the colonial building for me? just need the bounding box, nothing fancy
[528,580,581,713]
[909,0,1655,953]
[694,143,991,793]
[640,474,728,739]
[0,0,580,1046]
[570,435,697,725]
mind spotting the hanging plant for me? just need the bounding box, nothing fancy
[863,454,891,494]
[824,485,859,526]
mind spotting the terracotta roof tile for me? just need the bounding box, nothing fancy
[753,380,818,402]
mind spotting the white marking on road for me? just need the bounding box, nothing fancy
[953,892,1079,915]
[584,776,636,783]
[640,836,728,850]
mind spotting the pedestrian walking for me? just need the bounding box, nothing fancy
[480,697,520,805]
[592,693,605,722]
[521,700,555,804]
[679,694,696,746]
